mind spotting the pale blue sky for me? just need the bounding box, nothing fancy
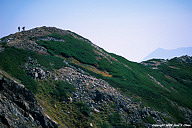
[0,0,192,62]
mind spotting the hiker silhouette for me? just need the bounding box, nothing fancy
[22,27,25,31]
[18,27,20,32]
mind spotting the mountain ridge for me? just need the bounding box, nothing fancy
[0,26,192,127]
[143,47,192,61]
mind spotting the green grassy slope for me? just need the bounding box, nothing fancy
[0,30,191,126]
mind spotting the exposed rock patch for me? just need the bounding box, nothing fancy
[8,39,47,54]
[23,57,47,79]
[37,36,65,42]
[174,55,192,66]
[49,67,167,126]
[0,76,58,128]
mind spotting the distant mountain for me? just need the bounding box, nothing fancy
[143,47,192,61]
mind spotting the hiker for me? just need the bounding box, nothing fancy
[18,27,20,32]
[22,26,25,31]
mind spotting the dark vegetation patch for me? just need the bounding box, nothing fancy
[0,46,66,93]
[36,33,98,65]
[38,80,74,102]
[143,116,156,124]
[75,102,90,117]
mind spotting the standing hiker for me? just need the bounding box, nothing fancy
[22,26,25,31]
[18,26,20,32]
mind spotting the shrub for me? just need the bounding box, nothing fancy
[75,102,90,116]
[53,81,74,101]
[108,112,121,127]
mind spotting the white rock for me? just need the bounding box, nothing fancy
[68,97,73,102]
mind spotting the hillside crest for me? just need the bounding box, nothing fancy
[0,26,192,127]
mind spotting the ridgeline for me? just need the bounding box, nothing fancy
[0,26,191,127]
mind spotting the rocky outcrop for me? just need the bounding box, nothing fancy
[174,55,192,66]
[50,67,167,126]
[0,76,58,128]
[23,57,47,79]
[37,36,65,42]
[141,59,167,69]
[8,39,47,54]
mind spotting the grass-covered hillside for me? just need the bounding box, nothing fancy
[0,26,191,127]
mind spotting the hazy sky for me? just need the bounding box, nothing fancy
[0,0,192,62]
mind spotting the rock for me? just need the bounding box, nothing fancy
[35,72,38,78]
[175,55,192,66]
[37,36,65,42]
[0,77,58,128]
[23,58,47,79]
[93,108,100,113]
[68,97,73,102]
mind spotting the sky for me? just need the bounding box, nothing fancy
[0,0,192,62]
